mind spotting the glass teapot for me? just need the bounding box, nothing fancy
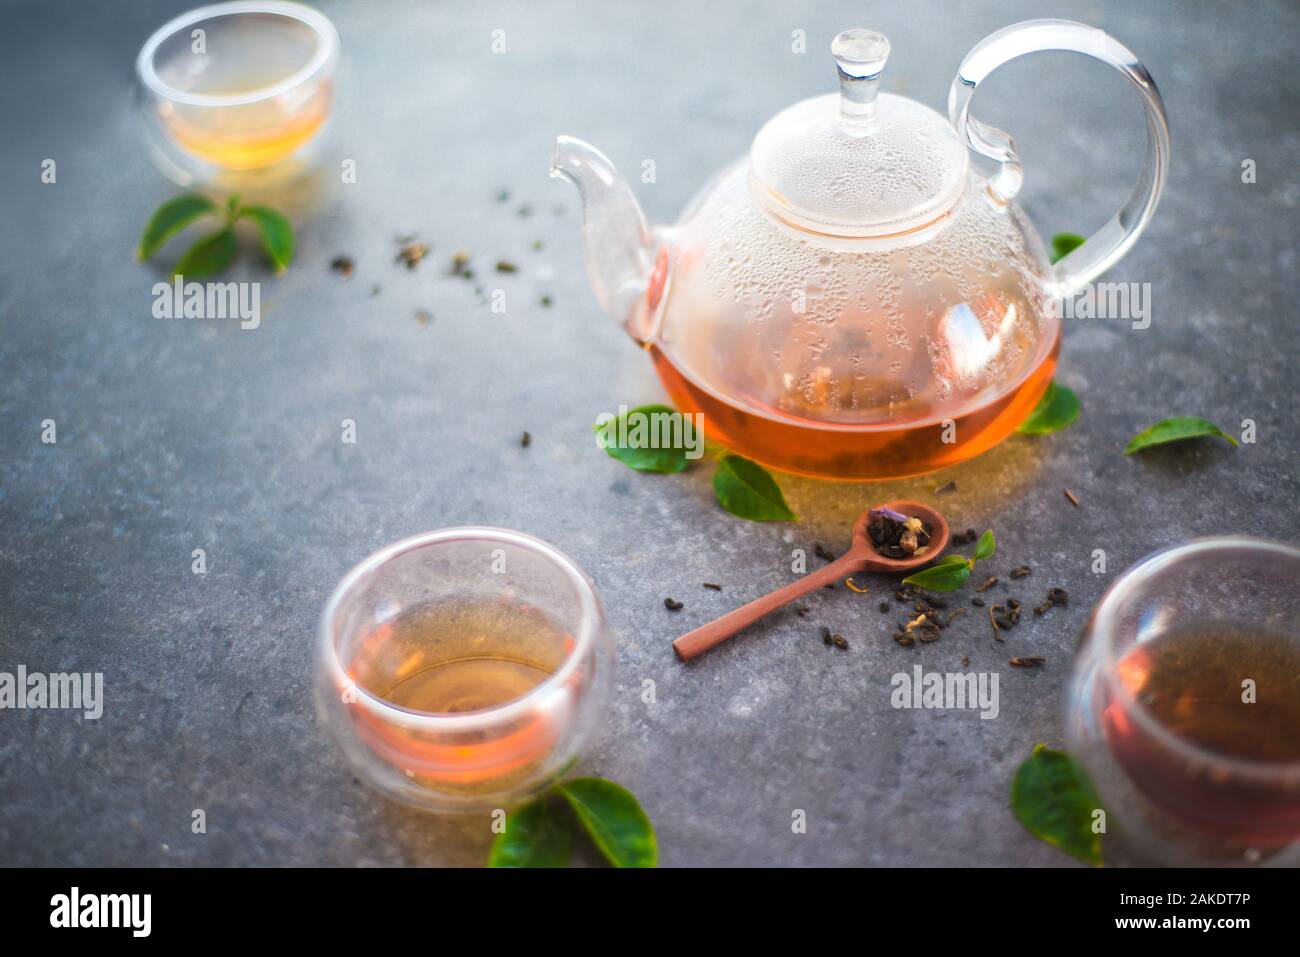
[552,20,1169,480]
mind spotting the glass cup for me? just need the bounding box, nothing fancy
[316,528,615,812]
[1066,537,1300,865]
[135,1,339,187]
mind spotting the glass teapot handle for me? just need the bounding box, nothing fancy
[947,20,1170,298]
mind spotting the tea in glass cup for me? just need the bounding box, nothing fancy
[1066,538,1300,864]
[316,528,615,812]
[136,1,339,184]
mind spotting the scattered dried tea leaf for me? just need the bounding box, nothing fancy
[330,255,355,277]
[520,431,531,448]
[663,598,683,611]
[1064,489,1080,507]
[1010,565,1032,579]
[1034,587,1069,615]
[396,242,430,269]
[414,309,432,326]
[702,582,721,591]
[904,613,930,633]
[1010,656,1047,667]
[991,598,1023,629]
[540,295,553,307]
[900,611,942,643]
[496,260,518,273]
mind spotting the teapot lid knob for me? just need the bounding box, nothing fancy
[748,26,966,238]
[831,29,890,132]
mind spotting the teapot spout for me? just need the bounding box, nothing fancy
[551,136,662,338]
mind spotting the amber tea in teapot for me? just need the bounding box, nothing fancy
[554,21,1168,479]
[644,212,1062,479]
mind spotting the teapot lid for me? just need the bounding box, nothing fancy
[750,29,968,239]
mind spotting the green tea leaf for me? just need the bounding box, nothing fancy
[935,553,971,567]
[902,561,972,592]
[594,404,692,473]
[1050,232,1086,264]
[973,530,996,562]
[1124,416,1238,455]
[557,777,657,868]
[137,193,217,261]
[239,205,295,273]
[172,228,237,279]
[712,454,796,522]
[1011,744,1104,866]
[488,796,572,868]
[1017,382,1080,435]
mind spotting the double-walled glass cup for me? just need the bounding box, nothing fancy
[1066,537,1300,865]
[316,528,615,812]
[136,1,339,186]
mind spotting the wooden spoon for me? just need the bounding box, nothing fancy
[672,501,949,662]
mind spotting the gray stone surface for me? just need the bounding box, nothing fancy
[0,0,1296,866]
